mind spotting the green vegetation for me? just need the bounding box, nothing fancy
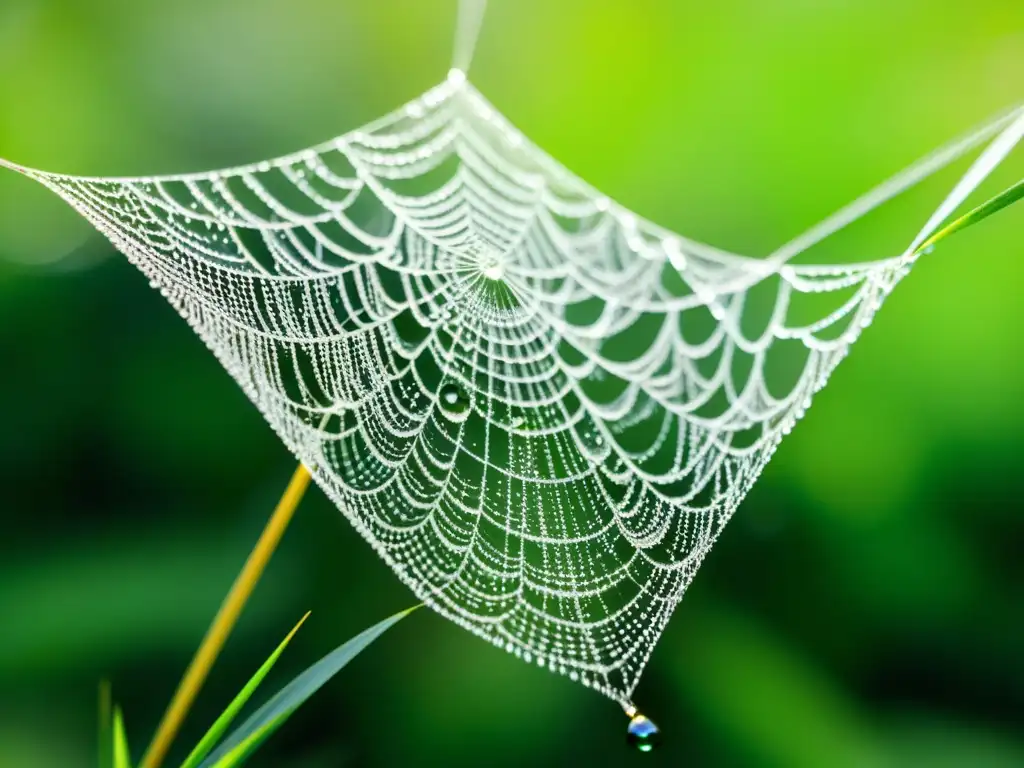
[101,610,414,767]
[0,1,1021,766]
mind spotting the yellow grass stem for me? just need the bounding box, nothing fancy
[140,463,313,768]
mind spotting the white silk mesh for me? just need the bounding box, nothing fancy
[8,74,1021,706]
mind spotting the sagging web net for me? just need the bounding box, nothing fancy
[7,70,1022,706]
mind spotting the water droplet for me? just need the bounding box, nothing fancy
[627,714,660,753]
[439,382,470,416]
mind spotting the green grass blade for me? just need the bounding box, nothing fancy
[198,605,419,767]
[207,711,293,768]
[915,178,1024,254]
[178,612,310,768]
[99,681,112,768]
[112,707,131,768]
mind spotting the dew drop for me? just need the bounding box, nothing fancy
[439,382,470,416]
[626,713,661,753]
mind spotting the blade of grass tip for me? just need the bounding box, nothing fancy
[179,612,311,768]
[112,707,132,768]
[99,681,112,768]
[199,605,420,767]
[140,463,312,768]
[915,178,1024,254]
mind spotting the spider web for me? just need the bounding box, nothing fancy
[5,71,1022,707]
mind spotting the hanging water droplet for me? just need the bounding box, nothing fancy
[439,382,470,416]
[626,713,660,753]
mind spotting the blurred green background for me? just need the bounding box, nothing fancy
[1,0,1022,766]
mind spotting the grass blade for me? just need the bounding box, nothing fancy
[141,463,312,768]
[915,178,1024,254]
[99,681,112,768]
[198,605,419,767]
[207,712,293,768]
[112,707,132,768]
[179,612,310,768]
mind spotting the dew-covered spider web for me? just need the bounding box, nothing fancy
[2,0,1022,709]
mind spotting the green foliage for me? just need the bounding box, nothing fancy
[916,179,1024,253]
[103,608,413,768]
[1,2,1022,766]
[199,606,419,766]
[111,708,131,768]
[205,720,281,768]
[179,614,310,768]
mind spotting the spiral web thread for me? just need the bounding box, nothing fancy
[5,71,1021,706]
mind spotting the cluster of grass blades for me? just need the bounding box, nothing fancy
[91,170,1020,768]
[91,461,416,768]
[100,607,418,768]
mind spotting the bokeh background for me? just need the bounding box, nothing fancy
[1,1,1022,766]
